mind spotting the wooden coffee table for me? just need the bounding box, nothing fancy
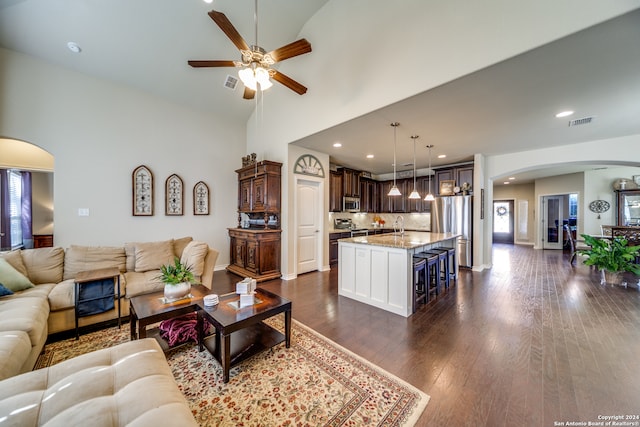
[197,288,291,383]
[129,284,212,351]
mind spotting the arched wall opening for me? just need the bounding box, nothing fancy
[0,137,54,247]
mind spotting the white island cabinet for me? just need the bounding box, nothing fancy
[338,231,459,317]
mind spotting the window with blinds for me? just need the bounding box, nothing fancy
[8,170,23,249]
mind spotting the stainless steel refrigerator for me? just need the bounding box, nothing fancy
[431,195,473,267]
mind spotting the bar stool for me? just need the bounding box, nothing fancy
[435,246,456,281]
[423,249,450,290]
[415,251,441,299]
[412,256,427,313]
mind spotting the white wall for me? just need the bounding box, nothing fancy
[31,171,54,235]
[0,48,245,267]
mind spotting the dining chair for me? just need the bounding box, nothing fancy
[564,224,590,264]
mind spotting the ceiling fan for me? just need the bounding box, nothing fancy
[188,0,312,100]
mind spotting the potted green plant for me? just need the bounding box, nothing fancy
[159,257,195,301]
[578,234,640,285]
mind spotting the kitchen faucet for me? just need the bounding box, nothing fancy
[394,215,405,236]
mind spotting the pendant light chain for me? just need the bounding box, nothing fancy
[424,144,435,201]
[388,122,401,196]
[409,135,420,199]
[254,0,258,46]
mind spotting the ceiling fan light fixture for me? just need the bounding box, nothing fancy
[238,66,273,91]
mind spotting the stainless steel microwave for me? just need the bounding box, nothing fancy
[343,196,360,212]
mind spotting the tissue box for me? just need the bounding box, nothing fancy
[236,278,251,294]
[239,293,255,307]
[236,277,257,294]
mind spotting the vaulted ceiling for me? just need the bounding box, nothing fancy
[2,1,639,184]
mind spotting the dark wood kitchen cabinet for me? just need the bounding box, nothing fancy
[379,179,408,212]
[435,165,474,195]
[456,166,474,189]
[329,170,343,212]
[341,168,361,197]
[360,178,378,213]
[329,231,351,267]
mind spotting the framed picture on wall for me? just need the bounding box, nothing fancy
[165,174,184,216]
[439,179,455,196]
[132,165,154,216]
[193,181,210,215]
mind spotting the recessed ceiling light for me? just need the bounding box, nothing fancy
[203,0,213,3]
[366,154,374,159]
[438,154,446,159]
[67,41,82,53]
[508,177,515,180]
[333,142,342,148]
[555,110,574,118]
[503,182,510,185]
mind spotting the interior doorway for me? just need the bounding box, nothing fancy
[492,200,514,243]
[295,178,323,274]
[542,195,565,249]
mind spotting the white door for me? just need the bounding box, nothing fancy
[296,180,321,274]
[543,195,564,249]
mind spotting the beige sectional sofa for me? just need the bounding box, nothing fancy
[0,236,219,380]
[0,338,198,426]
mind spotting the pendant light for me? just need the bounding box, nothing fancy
[424,144,435,201]
[388,122,401,196]
[408,135,421,199]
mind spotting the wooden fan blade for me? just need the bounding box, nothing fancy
[188,60,236,68]
[208,10,250,52]
[243,87,256,100]
[271,71,307,95]
[266,39,312,63]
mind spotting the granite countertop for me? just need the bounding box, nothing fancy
[338,231,459,249]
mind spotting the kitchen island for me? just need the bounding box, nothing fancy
[338,231,459,317]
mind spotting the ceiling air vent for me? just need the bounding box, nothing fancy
[223,75,238,90]
[568,116,594,127]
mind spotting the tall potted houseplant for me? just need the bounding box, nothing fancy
[159,257,195,301]
[578,234,640,285]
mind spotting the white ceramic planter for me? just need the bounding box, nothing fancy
[164,282,191,301]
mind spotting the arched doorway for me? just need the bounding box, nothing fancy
[0,138,54,250]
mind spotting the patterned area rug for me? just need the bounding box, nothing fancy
[36,318,429,426]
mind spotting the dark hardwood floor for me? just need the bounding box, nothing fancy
[213,244,640,426]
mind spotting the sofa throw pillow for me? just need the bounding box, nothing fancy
[0,283,13,297]
[134,241,175,272]
[20,247,65,285]
[0,250,29,277]
[63,245,127,280]
[173,236,193,258]
[0,258,35,292]
[180,241,208,279]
